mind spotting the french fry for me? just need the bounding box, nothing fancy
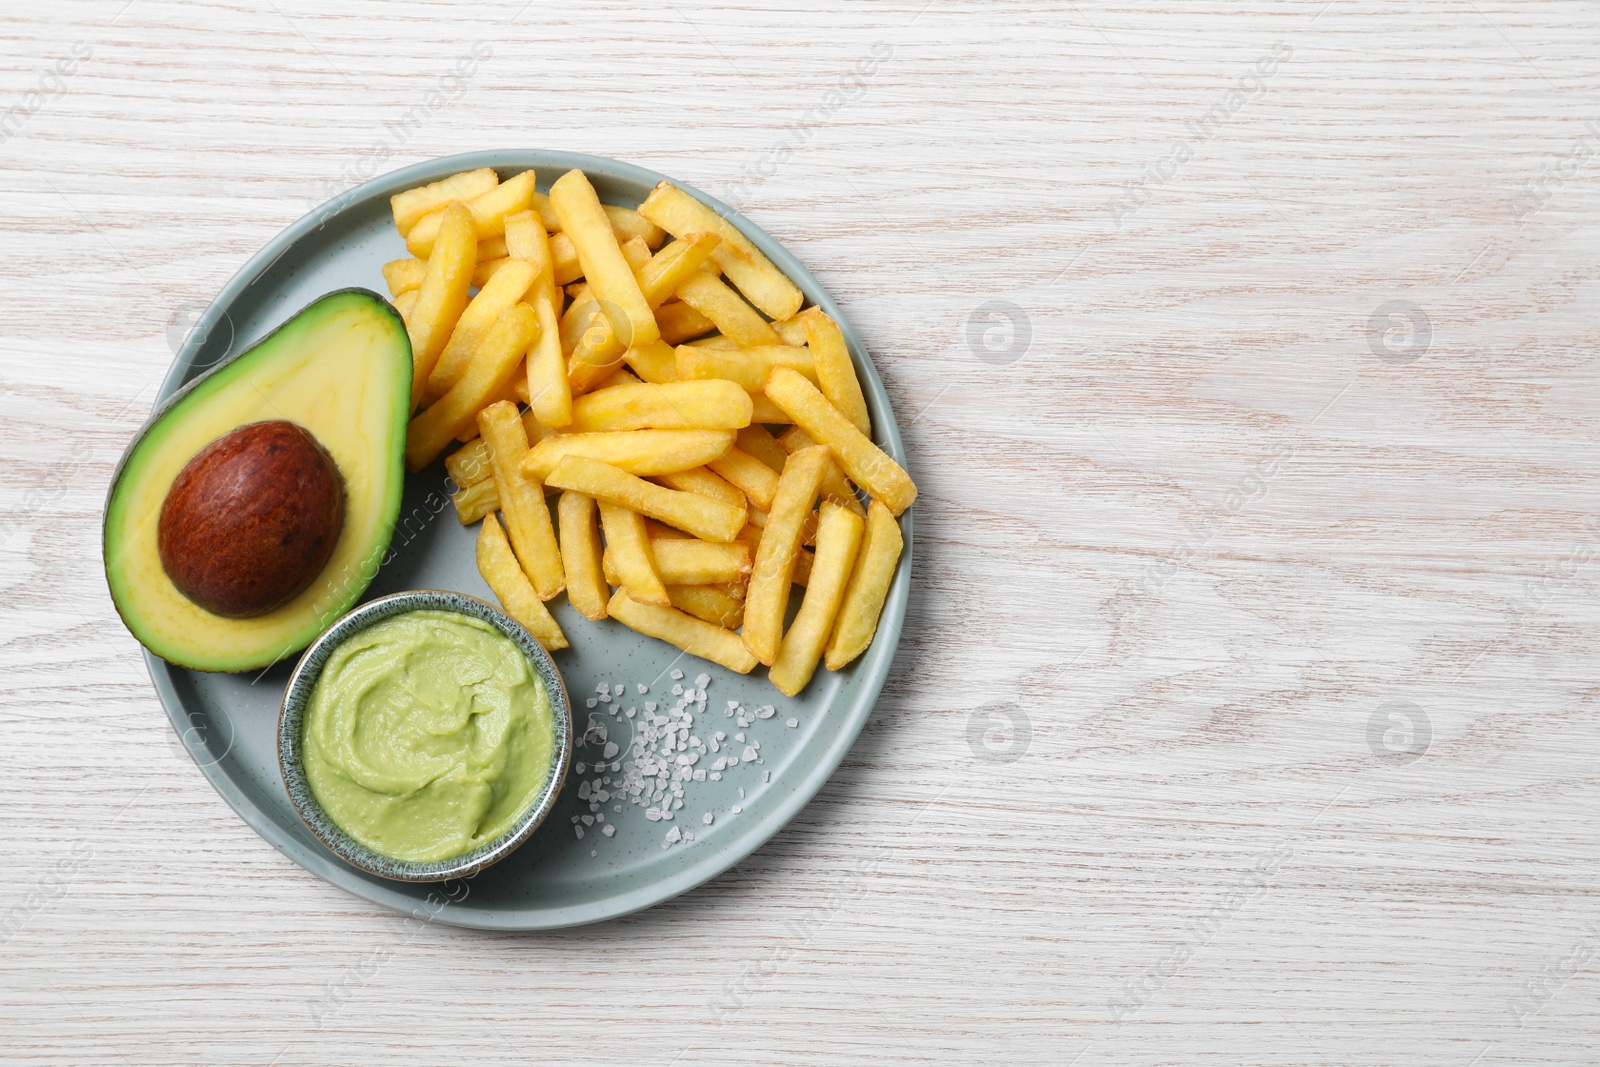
[504,210,573,429]
[404,202,477,410]
[544,456,746,543]
[405,303,540,471]
[686,333,741,350]
[674,273,781,348]
[637,181,803,320]
[568,380,752,433]
[764,366,916,515]
[477,234,509,262]
[391,166,498,235]
[622,339,680,384]
[521,429,734,482]
[667,584,745,629]
[736,424,790,473]
[477,514,568,651]
[530,190,560,232]
[825,499,903,670]
[522,409,554,446]
[675,345,816,393]
[599,501,668,607]
[792,544,814,587]
[638,233,721,307]
[557,491,609,621]
[549,169,658,348]
[592,365,643,391]
[391,289,419,323]
[802,308,870,435]
[383,258,426,296]
[620,235,652,272]
[777,426,864,514]
[655,301,717,344]
[452,477,498,524]
[478,401,564,600]
[645,518,694,539]
[708,445,780,512]
[769,502,865,695]
[741,445,831,664]
[607,589,758,674]
[748,505,819,546]
[549,232,583,285]
[472,257,514,288]
[771,314,809,346]
[748,394,793,424]
[605,204,666,248]
[445,438,492,488]
[405,170,538,257]
[654,465,747,511]
[605,537,750,586]
[425,258,540,402]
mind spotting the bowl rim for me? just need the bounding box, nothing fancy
[277,589,574,882]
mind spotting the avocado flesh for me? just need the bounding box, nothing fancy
[105,289,412,672]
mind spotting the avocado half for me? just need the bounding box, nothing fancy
[105,289,413,673]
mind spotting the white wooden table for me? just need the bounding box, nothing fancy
[4,1,1599,1063]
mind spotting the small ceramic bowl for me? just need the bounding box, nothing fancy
[277,590,573,882]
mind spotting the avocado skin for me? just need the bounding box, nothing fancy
[104,289,413,673]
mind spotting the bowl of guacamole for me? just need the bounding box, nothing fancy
[278,590,572,882]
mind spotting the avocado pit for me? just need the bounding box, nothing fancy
[158,421,346,618]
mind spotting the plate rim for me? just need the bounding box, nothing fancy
[141,149,913,931]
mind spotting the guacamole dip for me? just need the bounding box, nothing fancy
[302,608,556,863]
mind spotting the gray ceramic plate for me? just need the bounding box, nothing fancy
[144,150,912,930]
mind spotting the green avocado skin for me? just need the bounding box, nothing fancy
[103,289,414,673]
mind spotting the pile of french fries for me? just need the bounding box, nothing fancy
[384,166,914,697]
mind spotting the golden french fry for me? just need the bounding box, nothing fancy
[522,428,733,481]
[425,258,540,402]
[771,314,808,346]
[446,438,492,488]
[530,190,560,232]
[792,545,814,587]
[605,537,750,586]
[477,514,568,651]
[674,272,781,348]
[383,258,426,296]
[708,445,780,512]
[550,231,583,285]
[544,456,746,542]
[764,366,916,515]
[452,476,498,524]
[769,502,864,695]
[667,584,745,629]
[605,204,666,248]
[748,393,793,424]
[569,380,752,433]
[777,426,863,514]
[406,302,540,470]
[620,235,652,272]
[685,333,740,350]
[391,167,498,235]
[638,233,721,308]
[557,490,609,621]
[675,345,816,393]
[736,424,790,473]
[622,339,679,384]
[591,366,643,391]
[405,170,537,257]
[645,518,694,539]
[599,501,668,607]
[477,234,509,262]
[607,589,757,674]
[655,300,717,344]
[802,308,870,435]
[405,202,477,410]
[549,169,658,348]
[748,505,819,546]
[637,181,803,320]
[654,465,746,511]
[741,445,830,664]
[471,257,514,288]
[478,401,564,599]
[825,499,903,670]
[391,289,419,323]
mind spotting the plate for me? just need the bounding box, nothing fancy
[139,151,912,930]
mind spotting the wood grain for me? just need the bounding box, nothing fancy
[3,0,1600,1063]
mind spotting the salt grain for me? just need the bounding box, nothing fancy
[786,718,798,728]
